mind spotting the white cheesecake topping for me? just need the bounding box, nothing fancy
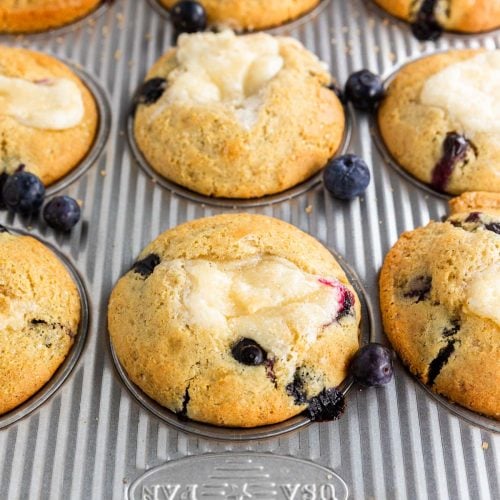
[465,263,500,326]
[159,255,352,360]
[420,51,500,136]
[0,74,84,130]
[164,30,285,129]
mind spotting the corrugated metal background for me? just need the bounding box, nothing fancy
[0,0,498,498]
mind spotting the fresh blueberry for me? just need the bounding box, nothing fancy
[43,196,81,231]
[349,343,394,387]
[170,1,207,34]
[2,171,45,215]
[231,338,267,366]
[323,154,371,200]
[137,78,167,106]
[345,69,385,111]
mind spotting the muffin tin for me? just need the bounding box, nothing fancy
[0,0,498,499]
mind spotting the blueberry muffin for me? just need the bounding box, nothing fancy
[0,0,101,33]
[378,50,500,195]
[160,0,320,31]
[0,228,81,415]
[373,0,500,38]
[0,46,98,186]
[108,214,360,427]
[380,194,500,419]
[133,30,345,199]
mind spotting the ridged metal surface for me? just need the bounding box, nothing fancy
[0,0,499,498]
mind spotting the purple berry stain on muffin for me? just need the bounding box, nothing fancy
[485,223,500,235]
[264,358,278,387]
[431,133,470,192]
[307,388,345,422]
[427,340,457,386]
[411,0,443,41]
[465,212,482,223]
[132,254,161,277]
[286,369,307,405]
[318,278,356,321]
[442,319,461,338]
[176,386,191,421]
[403,275,432,302]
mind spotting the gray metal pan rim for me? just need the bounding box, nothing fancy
[0,1,111,39]
[0,227,90,430]
[146,0,332,34]
[127,101,353,208]
[364,0,500,40]
[45,60,112,197]
[108,244,375,441]
[370,48,487,201]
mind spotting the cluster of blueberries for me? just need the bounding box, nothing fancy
[0,168,81,232]
[169,1,386,201]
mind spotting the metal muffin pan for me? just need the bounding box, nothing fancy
[109,247,374,441]
[0,228,90,431]
[0,0,498,499]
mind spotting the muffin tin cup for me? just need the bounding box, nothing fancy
[0,228,90,431]
[147,0,331,34]
[0,1,111,39]
[109,246,375,441]
[45,61,112,198]
[365,0,500,41]
[127,103,353,208]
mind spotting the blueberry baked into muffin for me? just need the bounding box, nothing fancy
[0,46,98,186]
[0,0,101,33]
[373,0,500,39]
[0,228,81,415]
[380,193,500,419]
[108,214,361,427]
[161,0,321,31]
[133,30,345,199]
[378,49,500,195]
